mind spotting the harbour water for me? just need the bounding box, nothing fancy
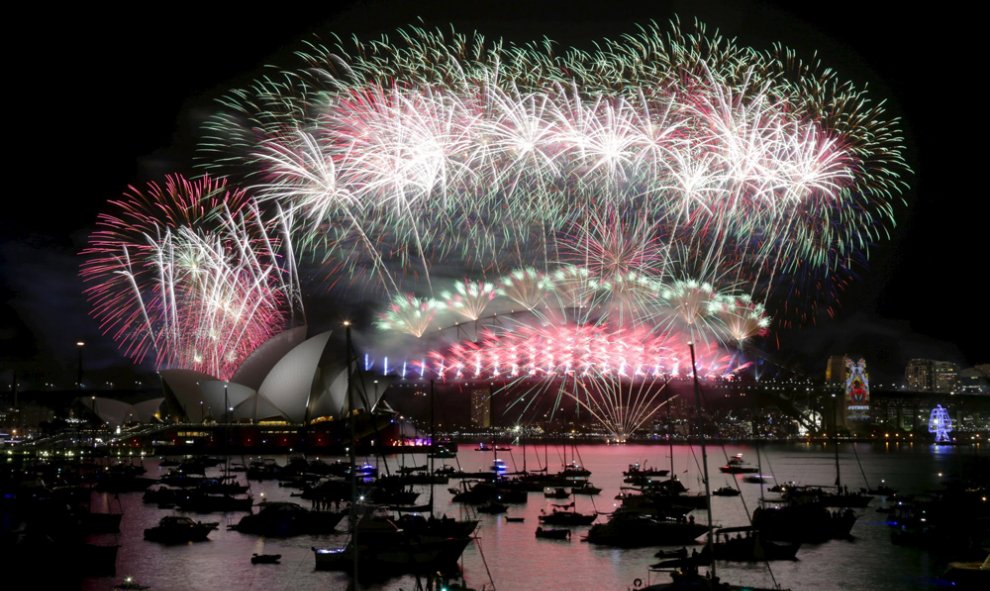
[81,441,987,591]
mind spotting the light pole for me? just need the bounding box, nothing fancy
[91,395,97,448]
[76,341,85,390]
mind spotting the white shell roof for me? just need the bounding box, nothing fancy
[157,329,396,423]
[258,331,333,423]
[230,326,308,391]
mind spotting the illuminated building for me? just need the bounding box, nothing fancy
[905,359,933,392]
[157,328,390,424]
[906,359,960,393]
[470,388,491,428]
[825,356,846,385]
[933,361,959,394]
[844,357,870,423]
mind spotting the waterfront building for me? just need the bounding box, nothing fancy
[825,355,846,385]
[933,361,960,394]
[957,368,989,394]
[470,388,491,428]
[905,359,961,394]
[906,359,934,392]
[844,357,871,424]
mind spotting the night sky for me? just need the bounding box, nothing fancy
[2,0,987,385]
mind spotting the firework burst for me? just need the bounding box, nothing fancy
[80,174,303,379]
[84,20,910,437]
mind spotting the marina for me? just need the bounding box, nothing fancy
[22,441,977,590]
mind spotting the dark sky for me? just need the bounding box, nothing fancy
[2,0,987,384]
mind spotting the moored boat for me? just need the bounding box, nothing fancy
[114,575,150,590]
[718,454,759,474]
[535,526,571,540]
[538,502,597,526]
[250,553,281,564]
[143,515,219,544]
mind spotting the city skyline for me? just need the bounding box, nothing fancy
[1,0,987,386]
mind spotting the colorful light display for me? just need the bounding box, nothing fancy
[80,174,303,380]
[82,21,908,436]
[928,405,953,444]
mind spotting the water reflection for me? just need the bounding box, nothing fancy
[80,441,986,591]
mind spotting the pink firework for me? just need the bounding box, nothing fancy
[426,322,731,381]
[80,174,301,379]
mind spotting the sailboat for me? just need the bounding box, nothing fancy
[633,343,788,591]
[752,420,859,543]
[312,327,476,580]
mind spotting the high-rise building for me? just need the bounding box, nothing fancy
[825,356,846,385]
[844,357,870,423]
[470,388,491,428]
[905,359,960,393]
[933,361,959,394]
[905,359,934,392]
[957,368,990,394]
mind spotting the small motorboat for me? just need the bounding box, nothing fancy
[251,553,282,564]
[114,576,150,590]
[942,553,990,589]
[713,486,741,496]
[538,504,597,526]
[654,547,688,559]
[144,515,219,544]
[719,453,759,474]
[505,515,525,523]
[743,474,772,484]
[535,526,571,540]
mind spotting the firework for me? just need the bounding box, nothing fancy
[80,174,303,379]
[713,294,771,344]
[498,268,553,311]
[376,293,440,338]
[88,20,910,436]
[200,22,906,305]
[438,279,497,321]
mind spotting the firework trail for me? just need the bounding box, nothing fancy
[81,174,303,380]
[86,20,908,435]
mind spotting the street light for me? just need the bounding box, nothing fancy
[76,341,85,390]
[91,395,98,448]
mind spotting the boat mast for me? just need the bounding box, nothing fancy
[345,321,360,587]
[750,419,765,503]
[833,394,842,490]
[668,392,675,479]
[689,342,715,580]
[429,379,435,514]
[489,383,497,472]
[522,432,527,474]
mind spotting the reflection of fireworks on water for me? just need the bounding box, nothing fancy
[80,174,303,380]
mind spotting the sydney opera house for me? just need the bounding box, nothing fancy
[87,327,403,453]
